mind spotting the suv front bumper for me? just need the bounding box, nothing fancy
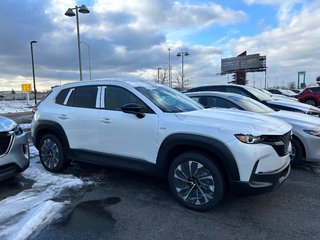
[0,133,30,181]
[229,159,291,197]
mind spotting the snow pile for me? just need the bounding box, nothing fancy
[0,100,33,113]
[0,146,86,240]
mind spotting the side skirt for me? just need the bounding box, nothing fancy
[67,149,163,177]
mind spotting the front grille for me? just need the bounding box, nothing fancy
[0,132,13,156]
[262,131,292,157]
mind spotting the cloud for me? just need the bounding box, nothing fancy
[243,0,306,24]
[0,0,319,91]
[223,0,320,87]
[93,0,246,29]
[0,0,248,90]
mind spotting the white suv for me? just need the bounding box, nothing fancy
[31,80,292,211]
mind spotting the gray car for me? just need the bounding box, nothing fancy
[186,91,320,166]
[0,115,30,181]
[187,84,320,117]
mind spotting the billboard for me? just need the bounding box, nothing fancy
[221,54,266,74]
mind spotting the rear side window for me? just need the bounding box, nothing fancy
[188,86,224,92]
[310,87,320,93]
[55,89,70,105]
[67,86,98,109]
[206,96,240,109]
[226,87,250,97]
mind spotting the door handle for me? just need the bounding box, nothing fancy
[58,114,68,120]
[101,118,113,123]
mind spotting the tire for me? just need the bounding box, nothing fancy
[168,152,225,211]
[305,99,316,106]
[39,134,68,172]
[290,137,303,167]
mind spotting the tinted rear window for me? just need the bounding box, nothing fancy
[55,89,70,105]
[67,86,98,109]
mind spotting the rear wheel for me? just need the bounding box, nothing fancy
[168,152,225,211]
[290,137,303,167]
[305,99,316,106]
[39,134,68,172]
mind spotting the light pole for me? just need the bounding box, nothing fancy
[157,67,162,83]
[81,41,92,80]
[168,48,171,87]
[30,40,37,105]
[65,5,90,81]
[176,51,189,91]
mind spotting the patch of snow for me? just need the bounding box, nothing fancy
[20,123,31,130]
[0,146,87,240]
[0,100,33,113]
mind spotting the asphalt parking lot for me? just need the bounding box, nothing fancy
[1,112,320,239]
[31,160,320,240]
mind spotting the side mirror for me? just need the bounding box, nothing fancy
[121,103,145,119]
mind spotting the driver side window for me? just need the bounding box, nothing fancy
[105,86,151,112]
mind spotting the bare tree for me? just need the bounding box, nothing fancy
[153,66,169,85]
[172,71,189,91]
[287,81,296,90]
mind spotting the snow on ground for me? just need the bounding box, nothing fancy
[0,100,33,113]
[0,99,91,240]
[0,146,88,240]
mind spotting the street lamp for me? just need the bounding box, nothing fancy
[65,5,90,81]
[30,40,37,105]
[176,51,190,91]
[168,48,171,87]
[157,67,162,83]
[81,41,92,80]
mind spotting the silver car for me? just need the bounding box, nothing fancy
[186,91,320,166]
[0,115,30,181]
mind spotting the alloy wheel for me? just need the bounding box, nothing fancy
[40,138,60,169]
[173,160,215,206]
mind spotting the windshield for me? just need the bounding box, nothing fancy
[229,95,275,113]
[261,89,272,96]
[135,84,203,113]
[246,87,271,101]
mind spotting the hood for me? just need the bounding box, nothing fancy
[267,110,320,130]
[271,94,298,101]
[267,98,316,113]
[0,116,17,132]
[175,108,291,136]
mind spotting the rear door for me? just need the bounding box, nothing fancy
[57,86,101,151]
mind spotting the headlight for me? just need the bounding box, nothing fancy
[303,130,320,137]
[235,134,264,144]
[8,125,23,136]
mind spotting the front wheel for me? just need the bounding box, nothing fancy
[39,134,68,172]
[290,138,303,167]
[168,152,225,211]
[305,99,316,106]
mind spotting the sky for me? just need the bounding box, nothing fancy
[1,0,320,91]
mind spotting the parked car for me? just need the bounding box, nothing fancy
[31,80,292,211]
[261,89,298,101]
[187,84,320,117]
[0,116,30,181]
[268,89,297,98]
[298,86,320,106]
[292,89,302,94]
[186,91,320,166]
